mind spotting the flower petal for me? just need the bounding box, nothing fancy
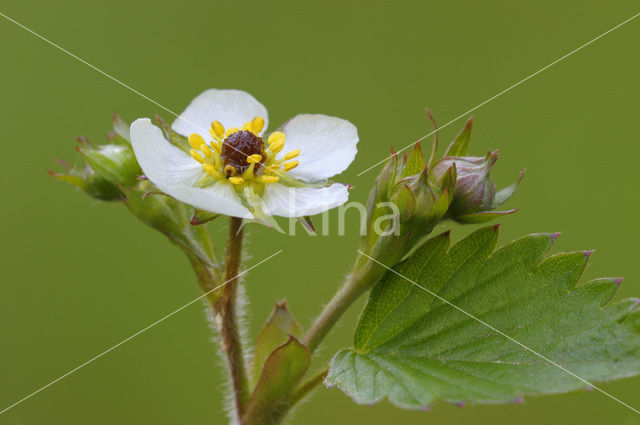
[130,118,251,218]
[171,89,269,139]
[262,183,349,217]
[279,114,358,182]
[165,183,253,219]
[130,118,202,187]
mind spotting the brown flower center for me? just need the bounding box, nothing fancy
[220,130,264,174]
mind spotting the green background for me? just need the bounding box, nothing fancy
[1,0,639,424]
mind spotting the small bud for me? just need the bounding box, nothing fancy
[77,144,141,187]
[52,117,141,201]
[48,165,122,201]
[354,115,523,294]
[360,143,452,270]
[430,151,498,217]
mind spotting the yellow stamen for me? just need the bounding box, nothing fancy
[257,175,279,183]
[190,149,205,164]
[228,176,244,185]
[224,165,237,177]
[268,131,285,144]
[268,140,285,154]
[202,163,219,176]
[283,161,299,171]
[188,133,205,149]
[225,127,239,138]
[264,163,280,173]
[251,116,265,133]
[210,121,225,140]
[284,149,300,160]
[211,142,222,154]
[241,121,253,132]
[200,144,213,158]
[247,154,262,164]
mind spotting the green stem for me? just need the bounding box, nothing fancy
[290,366,329,405]
[302,259,382,353]
[220,216,250,420]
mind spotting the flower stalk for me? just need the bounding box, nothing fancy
[219,216,251,419]
[303,259,381,353]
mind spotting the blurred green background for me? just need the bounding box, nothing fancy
[1,0,639,424]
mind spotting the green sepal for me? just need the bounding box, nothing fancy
[455,208,518,224]
[111,112,131,144]
[48,166,122,201]
[190,209,220,226]
[77,144,141,187]
[427,187,452,225]
[296,216,316,234]
[492,168,525,208]
[438,163,457,194]
[360,153,398,252]
[250,302,303,387]
[425,109,439,169]
[154,115,191,154]
[243,337,311,425]
[444,116,473,157]
[401,142,425,178]
[391,185,416,223]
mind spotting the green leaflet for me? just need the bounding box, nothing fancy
[326,226,640,409]
[243,337,311,425]
[250,302,303,387]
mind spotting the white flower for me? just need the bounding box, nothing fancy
[130,89,358,221]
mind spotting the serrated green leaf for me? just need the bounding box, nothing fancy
[250,302,302,386]
[243,337,311,425]
[326,227,640,409]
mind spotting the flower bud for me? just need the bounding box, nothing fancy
[430,151,497,216]
[429,117,523,224]
[360,142,454,269]
[49,162,123,201]
[50,142,142,202]
[77,143,141,188]
[357,116,522,284]
[50,112,143,202]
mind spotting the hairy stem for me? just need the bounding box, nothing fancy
[303,260,381,353]
[220,216,250,420]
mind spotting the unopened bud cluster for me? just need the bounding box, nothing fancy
[360,117,523,272]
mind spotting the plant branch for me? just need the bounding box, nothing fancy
[302,260,381,353]
[220,216,251,420]
[290,366,329,406]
